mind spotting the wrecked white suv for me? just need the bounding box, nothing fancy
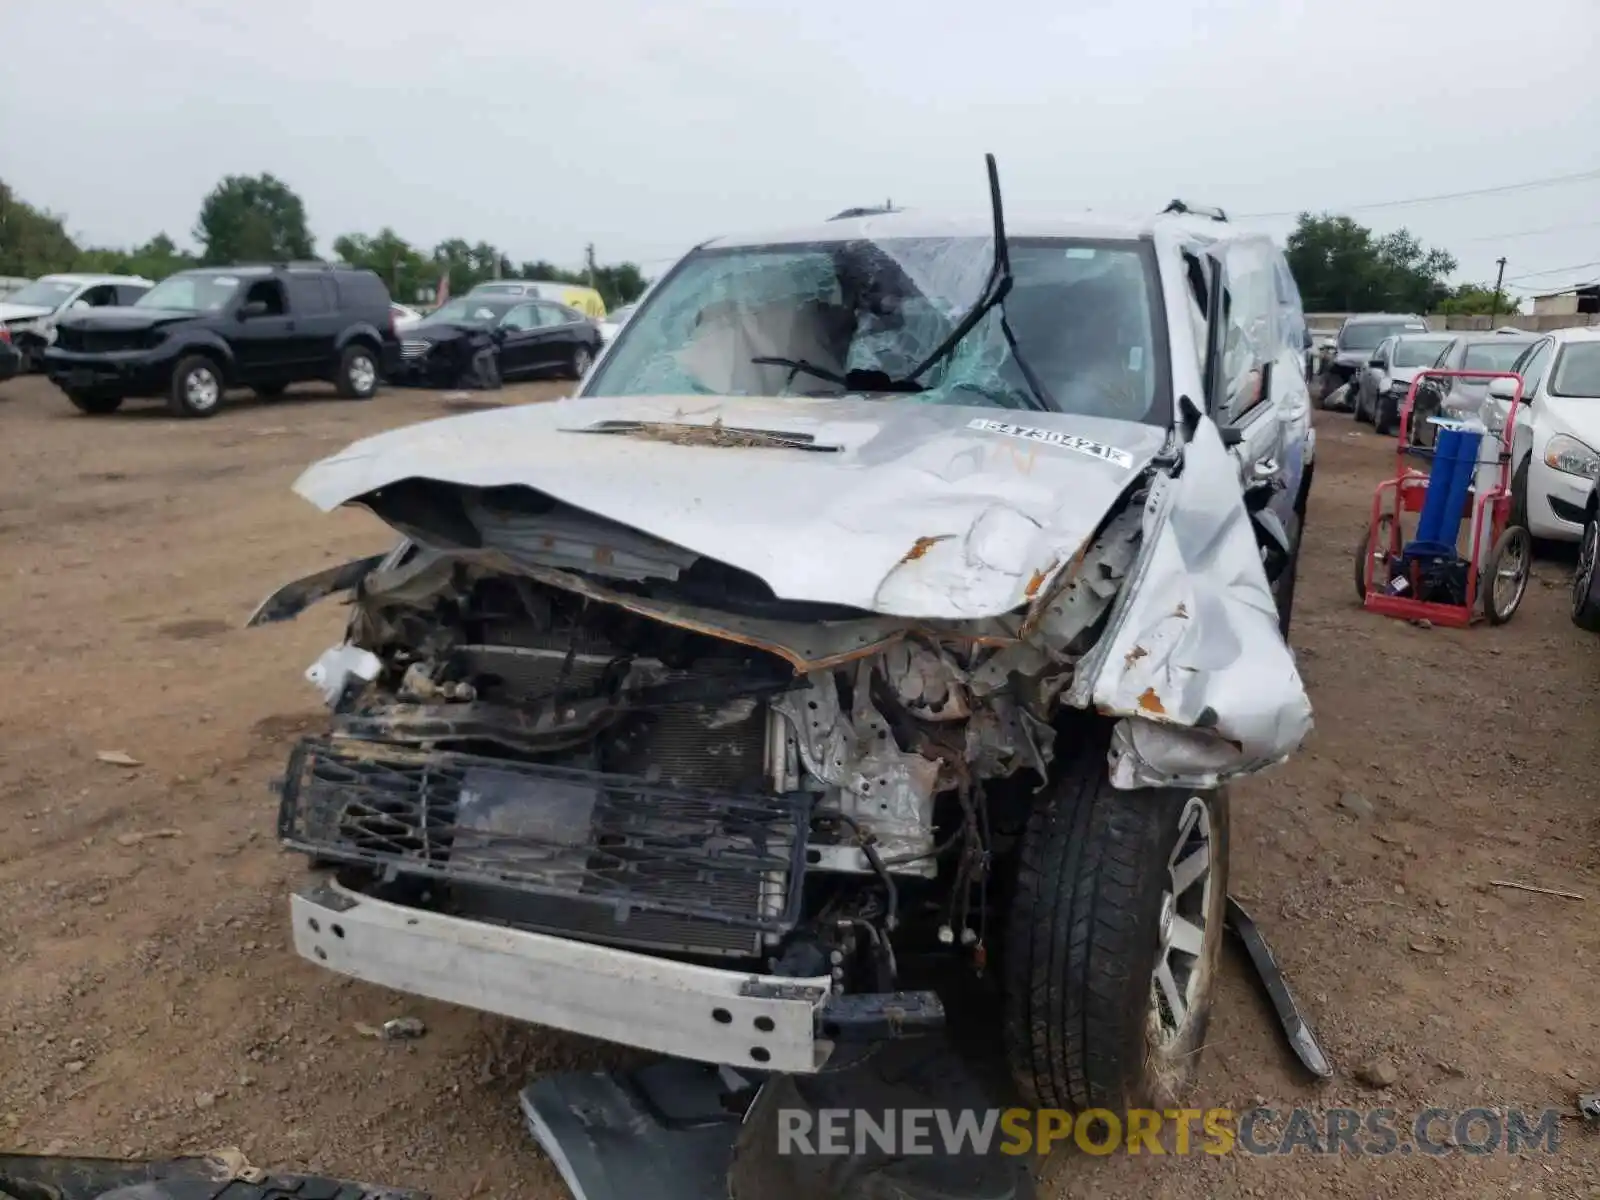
[252,176,1315,1111]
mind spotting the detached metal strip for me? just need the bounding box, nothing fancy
[1225,896,1333,1080]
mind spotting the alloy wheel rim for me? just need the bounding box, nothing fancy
[1149,795,1213,1045]
[186,367,220,410]
[575,348,592,375]
[350,355,376,393]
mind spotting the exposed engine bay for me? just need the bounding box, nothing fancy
[260,397,1311,999]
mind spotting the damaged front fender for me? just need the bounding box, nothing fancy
[1070,413,1312,788]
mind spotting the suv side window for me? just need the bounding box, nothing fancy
[76,284,121,308]
[116,284,149,306]
[1219,241,1278,422]
[536,302,574,327]
[286,275,336,316]
[336,271,390,313]
[1371,337,1394,366]
[1515,339,1553,396]
[244,278,287,316]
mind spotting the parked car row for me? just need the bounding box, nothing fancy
[0,261,628,417]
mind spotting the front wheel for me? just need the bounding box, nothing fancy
[168,355,225,418]
[336,344,379,399]
[570,344,594,380]
[1002,729,1228,1110]
[1373,392,1397,436]
[1572,512,1600,632]
[67,390,123,415]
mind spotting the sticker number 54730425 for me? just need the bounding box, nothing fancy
[966,418,1134,469]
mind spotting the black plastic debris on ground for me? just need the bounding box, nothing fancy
[522,1037,1035,1200]
[0,1152,427,1200]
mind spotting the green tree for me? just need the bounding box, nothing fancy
[1285,213,1457,312]
[516,258,648,309]
[0,180,80,276]
[194,173,314,265]
[1435,283,1520,316]
[333,227,431,301]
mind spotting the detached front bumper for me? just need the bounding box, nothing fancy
[292,881,837,1073]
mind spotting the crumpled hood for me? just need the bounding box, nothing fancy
[408,320,488,342]
[293,394,1169,620]
[0,302,53,325]
[57,306,193,331]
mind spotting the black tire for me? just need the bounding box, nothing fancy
[253,382,288,399]
[1002,726,1229,1111]
[336,343,379,399]
[570,343,594,380]
[1373,392,1396,436]
[1353,386,1371,424]
[1275,512,1303,640]
[167,354,226,418]
[67,390,123,415]
[1509,458,1530,531]
[1572,511,1600,632]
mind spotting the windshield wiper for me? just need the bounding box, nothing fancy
[879,154,1051,412]
[750,357,926,394]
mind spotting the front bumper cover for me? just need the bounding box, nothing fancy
[43,346,175,395]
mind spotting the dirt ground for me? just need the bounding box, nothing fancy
[1,373,1598,1199]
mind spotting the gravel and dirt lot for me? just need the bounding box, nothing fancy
[1,374,1597,1199]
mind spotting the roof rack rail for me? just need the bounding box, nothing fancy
[233,260,353,271]
[1162,200,1228,222]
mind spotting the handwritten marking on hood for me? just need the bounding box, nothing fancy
[966,418,1135,469]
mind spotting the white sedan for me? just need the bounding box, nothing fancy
[1472,327,1600,542]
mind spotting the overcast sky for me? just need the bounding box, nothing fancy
[5,0,1599,299]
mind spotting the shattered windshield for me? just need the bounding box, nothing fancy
[584,237,1167,423]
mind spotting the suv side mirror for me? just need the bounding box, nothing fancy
[239,300,269,319]
[1486,376,1523,402]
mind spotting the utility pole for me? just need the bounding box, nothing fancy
[1489,256,1507,325]
[584,242,597,288]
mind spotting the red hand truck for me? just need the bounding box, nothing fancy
[1352,369,1530,628]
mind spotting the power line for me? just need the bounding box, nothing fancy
[1503,259,1600,283]
[1237,167,1600,219]
[1462,219,1600,242]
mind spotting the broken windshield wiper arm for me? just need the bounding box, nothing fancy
[880,153,1030,398]
[751,356,847,388]
[751,357,926,394]
[999,314,1053,412]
